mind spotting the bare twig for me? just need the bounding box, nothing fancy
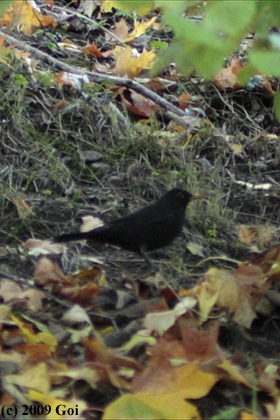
[0,30,199,128]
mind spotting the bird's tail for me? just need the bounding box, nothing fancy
[53,232,90,243]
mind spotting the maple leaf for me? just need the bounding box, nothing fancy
[113,46,155,77]
[125,16,157,42]
[0,1,56,35]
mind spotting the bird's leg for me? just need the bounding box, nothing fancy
[140,246,157,269]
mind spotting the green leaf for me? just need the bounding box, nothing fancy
[0,0,14,18]
[204,1,256,37]
[250,50,280,77]
[274,92,280,121]
[115,0,153,15]
[237,62,259,86]
[14,74,28,86]
[150,40,168,50]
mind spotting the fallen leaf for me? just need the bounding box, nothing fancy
[238,224,276,251]
[81,41,104,58]
[23,239,63,255]
[113,45,155,77]
[125,16,158,42]
[12,196,33,219]
[34,258,68,286]
[0,279,45,311]
[0,1,57,35]
[214,57,243,91]
[105,18,129,42]
[125,90,157,117]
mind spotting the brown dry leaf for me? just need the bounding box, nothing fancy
[132,340,220,399]
[54,99,69,110]
[0,279,45,311]
[60,281,100,304]
[233,262,268,327]
[262,79,275,95]
[81,41,104,58]
[251,244,280,274]
[44,0,54,9]
[234,262,268,302]
[214,57,243,91]
[23,238,63,255]
[0,35,6,48]
[178,92,192,110]
[125,90,157,117]
[12,196,33,219]
[125,16,158,42]
[83,336,140,389]
[105,18,129,42]
[180,323,220,362]
[0,1,57,35]
[238,224,276,251]
[34,257,68,287]
[113,45,155,77]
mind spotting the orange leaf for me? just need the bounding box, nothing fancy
[178,92,192,110]
[81,41,104,59]
[214,57,243,91]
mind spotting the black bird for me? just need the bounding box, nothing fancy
[53,189,202,265]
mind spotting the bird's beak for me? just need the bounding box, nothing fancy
[191,192,204,200]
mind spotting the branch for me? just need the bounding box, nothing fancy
[0,31,200,128]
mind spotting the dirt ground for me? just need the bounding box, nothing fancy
[1,10,280,418]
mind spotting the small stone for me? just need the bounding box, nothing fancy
[109,175,124,185]
[79,151,103,163]
[91,162,110,171]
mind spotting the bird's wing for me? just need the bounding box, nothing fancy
[109,202,170,227]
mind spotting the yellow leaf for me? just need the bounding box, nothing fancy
[195,267,240,324]
[125,16,157,42]
[114,0,153,16]
[27,390,87,419]
[114,46,155,77]
[0,1,56,35]
[100,0,116,13]
[11,314,57,351]
[103,392,201,420]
